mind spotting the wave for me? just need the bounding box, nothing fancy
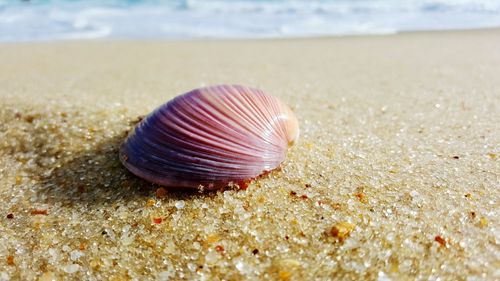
[1,0,500,41]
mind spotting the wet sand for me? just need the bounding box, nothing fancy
[0,29,499,280]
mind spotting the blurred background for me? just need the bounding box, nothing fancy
[1,0,500,42]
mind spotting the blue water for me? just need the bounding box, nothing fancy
[1,0,500,42]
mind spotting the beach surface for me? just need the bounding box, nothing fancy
[0,29,499,280]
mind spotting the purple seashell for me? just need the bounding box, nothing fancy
[119,85,299,190]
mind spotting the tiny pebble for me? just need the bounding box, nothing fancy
[175,200,185,209]
[62,264,80,274]
[38,271,57,281]
[0,272,9,281]
[331,222,356,240]
[409,190,419,197]
[205,251,219,265]
[235,261,246,272]
[70,250,85,261]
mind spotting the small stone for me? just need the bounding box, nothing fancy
[6,256,14,265]
[409,190,419,198]
[164,241,176,254]
[278,270,291,280]
[70,250,85,261]
[155,187,167,198]
[39,271,58,281]
[434,235,447,247]
[355,192,368,203]
[89,260,100,269]
[205,251,219,265]
[121,234,134,246]
[206,234,219,243]
[31,209,48,215]
[0,272,9,281]
[158,271,173,281]
[235,261,246,272]
[187,263,197,272]
[377,271,392,281]
[479,217,488,228]
[62,264,80,274]
[78,243,87,251]
[280,259,301,267]
[24,115,35,123]
[237,180,250,190]
[175,200,185,209]
[330,222,356,240]
[48,248,56,256]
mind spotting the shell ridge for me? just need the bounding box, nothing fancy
[154,96,271,158]
[219,85,272,136]
[208,86,282,152]
[157,104,263,156]
[258,93,290,146]
[202,86,266,142]
[259,93,296,146]
[190,89,276,154]
[174,93,271,154]
[125,136,261,180]
[207,86,290,167]
[211,88,265,141]
[137,151,262,179]
[232,87,271,133]
[141,115,283,167]
[133,89,290,164]
[216,85,267,133]
[140,124,269,166]
[213,85,285,153]
[232,86,287,149]
[134,129,278,171]
[164,98,274,156]
[261,95,290,146]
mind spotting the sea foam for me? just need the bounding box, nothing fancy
[1,0,500,42]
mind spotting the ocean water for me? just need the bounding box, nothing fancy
[1,0,500,42]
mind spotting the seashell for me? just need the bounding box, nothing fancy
[119,85,299,190]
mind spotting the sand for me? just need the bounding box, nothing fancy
[0,29,499,280]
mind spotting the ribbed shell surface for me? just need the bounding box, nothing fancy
[119,85,299,189]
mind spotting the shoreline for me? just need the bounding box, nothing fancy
[1,26,500,45]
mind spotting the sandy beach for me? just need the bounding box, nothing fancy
[0,29,499,280]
